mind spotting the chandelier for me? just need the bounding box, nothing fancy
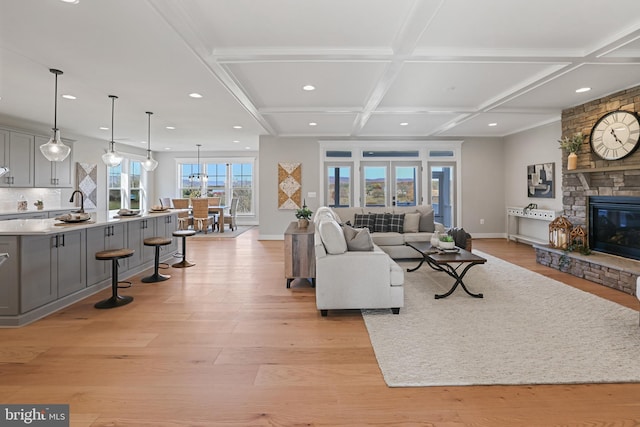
[101,95,123,167]
[39,68,71,162]
[188,144,208,183]
[141,111,158,171]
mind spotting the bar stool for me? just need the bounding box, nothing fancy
[94,248,135,309]
[172,229,196,268]
[142,237,172,283]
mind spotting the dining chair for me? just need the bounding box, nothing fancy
[191,198,215,233]
[172,198,192,230]
[223,198,239,231]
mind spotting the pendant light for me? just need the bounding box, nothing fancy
[188,144,208,183]
[141,111,158,171]
[101,95,123,167]
[0,166,9,178]
[39,68,71,162]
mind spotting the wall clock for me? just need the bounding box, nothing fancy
[590,110,640,160]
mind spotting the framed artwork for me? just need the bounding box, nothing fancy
[278,162,302,209]
[527,163,554,198]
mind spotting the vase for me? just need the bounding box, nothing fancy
[430,230,440,248]
[297,218,309,228]
[567,152,578,171]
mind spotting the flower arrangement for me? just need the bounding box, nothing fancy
[295,200,313,220]
[558,132,584,154]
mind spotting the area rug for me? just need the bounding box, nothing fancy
[362,250,640,387]
[189,225,253,239]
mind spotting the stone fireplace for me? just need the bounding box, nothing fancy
[534,85,640,295]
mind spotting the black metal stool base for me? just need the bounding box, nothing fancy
[95,294,134,309]
[141,273,171,283]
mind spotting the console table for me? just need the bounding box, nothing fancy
[284,221,315,288]
[506,207,560,245]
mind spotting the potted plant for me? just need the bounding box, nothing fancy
[439,235,455,249]
[295,200,313,228]
[558,132,584,170]
[33,200,44,210]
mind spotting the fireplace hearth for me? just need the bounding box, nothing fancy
[589,196,640,261]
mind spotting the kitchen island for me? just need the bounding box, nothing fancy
[0,210,179,327]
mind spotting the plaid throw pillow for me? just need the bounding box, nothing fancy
[369,212,389,233]
[353,213,373,229]
[388,213,405,233]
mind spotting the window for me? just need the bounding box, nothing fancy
[326,164,352,207]
[107,158,148,213]
[177,157,255,215]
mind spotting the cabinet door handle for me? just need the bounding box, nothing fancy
[53,235,59,248]
[61,234,65,247]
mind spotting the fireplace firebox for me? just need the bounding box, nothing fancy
[588,196,640,261]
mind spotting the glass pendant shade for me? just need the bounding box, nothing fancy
[141,111,158,171]
[40,69,71,162]
[102,95,123,167]
[0,166,9,178]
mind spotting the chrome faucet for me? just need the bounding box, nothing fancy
[69,190,85,213]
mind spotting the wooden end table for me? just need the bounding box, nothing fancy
[284,221,315,288]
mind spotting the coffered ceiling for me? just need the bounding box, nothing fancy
[1,0,640,152]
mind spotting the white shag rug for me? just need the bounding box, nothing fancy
[362,250,640,387]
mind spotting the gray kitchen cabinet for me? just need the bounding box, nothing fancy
[0,237,19,315]
[86,223,127,286]
[0,130,35,187]
[157,213,178,253]
[34,136,73,187]
[20,229,86,312]
[127,217,157,269]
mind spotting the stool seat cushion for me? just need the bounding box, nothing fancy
[173,230,196,237]
[144,237,172,246]
[95,248,135,260]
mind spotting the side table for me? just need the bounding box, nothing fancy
[284,221,315,288]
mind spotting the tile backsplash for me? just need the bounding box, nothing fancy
[0,188,63,212]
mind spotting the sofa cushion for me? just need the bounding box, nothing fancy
[370,212,389,232]
[390,261,404,286]
[342,224,374,251]
[387,213,405,233]
[354,213,374,229]
[403,232,433,243]
[416,206,435,232]
[371,232,405,246]
[332,207,363,224]
[318,220,347,254]
[403,212,420,233]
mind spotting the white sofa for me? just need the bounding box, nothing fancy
[313,207,404,317]
[330,205,445,259]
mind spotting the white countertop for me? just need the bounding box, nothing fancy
[0,209,180,236]
[0,207,74,216]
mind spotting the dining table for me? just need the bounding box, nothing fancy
[207,205,226,233]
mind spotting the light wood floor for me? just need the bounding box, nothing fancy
[1,230,639,426]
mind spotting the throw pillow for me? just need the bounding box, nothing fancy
[369,212,389,233]
[353,213,373,229]
[342,224,374,251]
[318,220,347,254]
[418,208,435,232]
[387,213,405,233]
[403,212,420,233]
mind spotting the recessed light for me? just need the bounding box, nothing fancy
[233,125,243,129]
[309,122,317,126]
[99,127,109,131]
[576,87,591,93]
[164,147,171,150]
[60,0,79,4]
[302,85,316,91]
[233,140,240,143]
[245,146,251,150]
[488,123,498,127]
[189,93,203,98]
[166,126,176,130]
[62,94,76,100]
[400,122,409,126]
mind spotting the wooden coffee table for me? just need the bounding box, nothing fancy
[405,242,487,299]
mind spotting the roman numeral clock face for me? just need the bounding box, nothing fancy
[590,110,640,160]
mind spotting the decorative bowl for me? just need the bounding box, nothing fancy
[439,240,456,250]
[55,213,91,223]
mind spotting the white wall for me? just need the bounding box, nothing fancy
[504,121,563,241]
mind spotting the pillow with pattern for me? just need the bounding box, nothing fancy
[353,213,373,229]
[369,212,389,233]
[387,213,405,233]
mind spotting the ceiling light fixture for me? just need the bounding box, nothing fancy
[488,123,498,127]
[101,95,123,167]
[309,122,317,126]
[400,122,409,126]
[189,93,203,98]
[166,126,176,130]
[576,87,591,93]
[302,85,316,91]
[39,68,71,162]
[141,111,158,171]
[188,144,208,184]
[233,125,242,129]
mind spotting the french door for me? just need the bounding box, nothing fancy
[361,161,421,207]
[429,163,455,228]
